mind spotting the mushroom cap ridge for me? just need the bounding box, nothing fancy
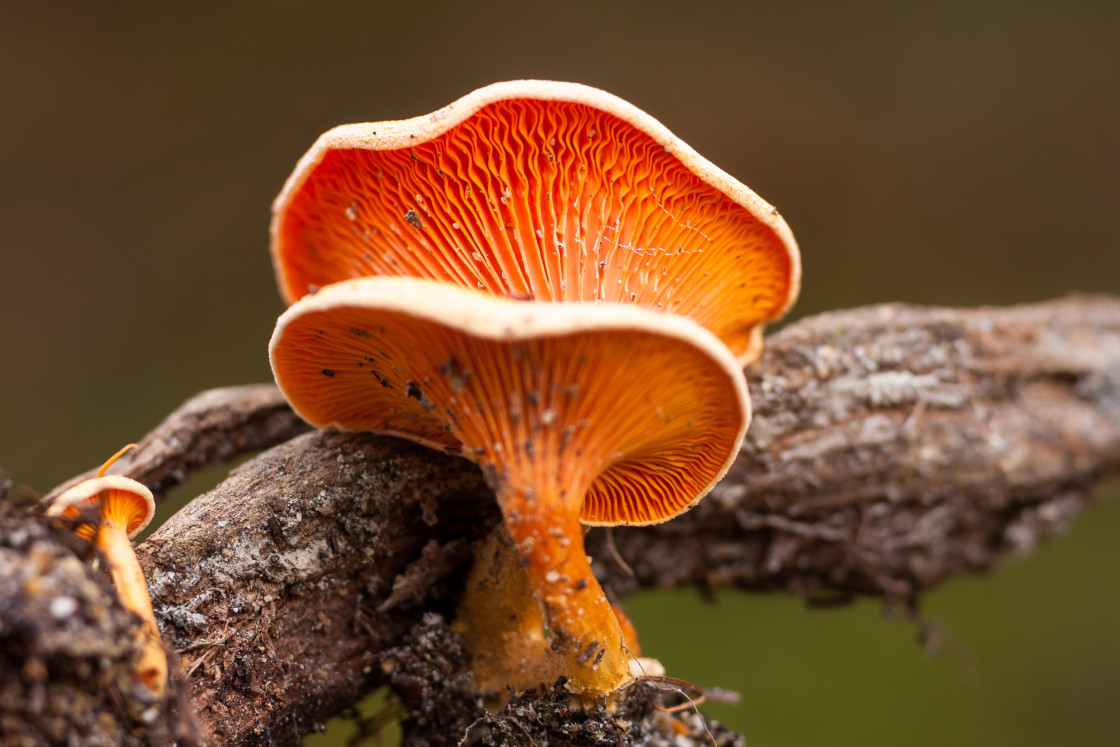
[270,79,801,363]
[269,276,750,527]
[49,475,156,539]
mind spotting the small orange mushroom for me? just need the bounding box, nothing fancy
[270,276,749,695]
[46,444,166,698]
[271,80,800,364]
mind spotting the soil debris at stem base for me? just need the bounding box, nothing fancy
[381,612,743,746]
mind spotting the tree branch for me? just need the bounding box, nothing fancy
[43,384,311,503]
[13,296,1120,745]
[600,295,1120,598]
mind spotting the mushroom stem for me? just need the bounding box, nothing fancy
[454,521,643,702]
[96,516,168,698]
[494,478,630,696]
[452,525,565,701]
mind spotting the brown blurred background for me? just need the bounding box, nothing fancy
[2,2,1118,745]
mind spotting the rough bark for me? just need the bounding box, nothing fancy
[600,295,1120,599]
[7,296,1120,746]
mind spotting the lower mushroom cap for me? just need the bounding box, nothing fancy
[270,276,749,525]
[49,476,155,539]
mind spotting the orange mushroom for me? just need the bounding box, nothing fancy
[46,445,166,698]
[271,80,800,364]
[270,276,749,695]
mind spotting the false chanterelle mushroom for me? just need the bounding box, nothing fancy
[46,444,166,697]
[271,79,800,365]
[270,276,750,696]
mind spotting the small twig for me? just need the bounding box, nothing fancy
[182,622,231,676]
[604,526,635,577]
[346,697,406,747]
[185,646,220,679]
[456,715,488,747]
[175,639,224,655]
[635,675,719,745]
[506,717,536,746]
[43,384,310,505]
[654,697,708,714]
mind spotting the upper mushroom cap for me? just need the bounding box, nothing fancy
[270,276,749,526]
[48,475,156,539]
[271,79,800,364]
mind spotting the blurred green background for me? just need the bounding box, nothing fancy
[2,1,1118,744]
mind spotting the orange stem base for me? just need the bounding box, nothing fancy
[498,486,630,696]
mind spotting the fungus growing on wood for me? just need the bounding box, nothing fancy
[271,79,800,364]
[46,444,166,698]
[451,523,654,701]
[270,276,749,695]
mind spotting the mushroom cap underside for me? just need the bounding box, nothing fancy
[271,80,800,365]
[48,475,156,539]
[270,276,749,526]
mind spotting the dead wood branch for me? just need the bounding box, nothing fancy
[601,294,1120,598]
[44,384,311,504]
[18,295,1120,745]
